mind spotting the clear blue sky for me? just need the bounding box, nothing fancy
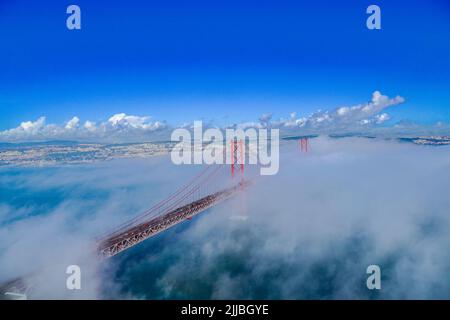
[0,0,449,130]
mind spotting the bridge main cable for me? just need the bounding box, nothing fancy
[96,165,215,241]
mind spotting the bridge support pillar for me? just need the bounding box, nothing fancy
[230,139,244,181]
[300,137,309,153]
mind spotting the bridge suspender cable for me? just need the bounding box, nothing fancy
[97,164,225,241]
[96,165,214,240]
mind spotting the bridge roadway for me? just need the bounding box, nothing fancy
[98,181,249,258]
[0,277,29,299]
[0,181,249,297]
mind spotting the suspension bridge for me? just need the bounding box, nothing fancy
[1,137,310,298]
[96,139,249,258]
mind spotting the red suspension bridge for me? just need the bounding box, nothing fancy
[97,136,310,258]
[1,137,310,298]
[97,139,248,258]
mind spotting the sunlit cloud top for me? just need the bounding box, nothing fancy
[2,90,447,143]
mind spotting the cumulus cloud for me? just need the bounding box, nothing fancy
[5,117,47,136]
[65,117,80,130]
[222,91,407,136]
[281,112,308,128]
[262,91,405,133]
[0,91,418,143]
[107,113,165,131]
[312,90,404,127]
[84,120,96,132]
[360,113,391,126]
[0,113,168,143]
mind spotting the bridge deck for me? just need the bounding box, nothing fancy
[98,181,247,258]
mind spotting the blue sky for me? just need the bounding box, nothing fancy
[0,0,449,131]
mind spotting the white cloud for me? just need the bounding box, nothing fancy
[108,113,146,128]
[0,91,410,142]
[375,112,391,123]
[106,113,167,131]
[18,117,46,133]
[277,91,404,132]
[65,117,80,130]
[360,113,391,126]
[228,91,405,135]
[279,112,307,128]
[84,120,96,131]
[0,113,168,143]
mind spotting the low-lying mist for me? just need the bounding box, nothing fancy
[1,137,450,299]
